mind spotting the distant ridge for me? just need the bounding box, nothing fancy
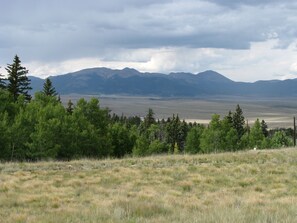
[30,67,297,97]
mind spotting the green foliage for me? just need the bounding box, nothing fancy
[0,93,115,161]
[232,104,245,139]
[221,116,238,151]
[200,110,246,153]
[270,131,293,148]
[43,78,58,97]
[109,123,135,158]
[133,135,150,156]
[249,119,265,149]
[6,55,32,102]
[0,96,294,161]
[166,115,187,153]
[0,89,19,119]
[25,96,65,160]
[261,120,268,137]
[71,99,111,158]
[66,99,74,114]
[200,114,223,153]
[0,112,10,160]
[148,140,169,155]
[143,108,155,129]
[185,125,204,154]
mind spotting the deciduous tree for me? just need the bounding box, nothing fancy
[249,119,265,149]
[185,125,204,154]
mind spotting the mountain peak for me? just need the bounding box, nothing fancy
[120,67,141,77]
[122,67,139,72]
[29,67,297,97]
[197,70,233,83]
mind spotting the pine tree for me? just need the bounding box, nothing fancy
[232,104,245,139]
[6,55,32,101]
[66,100,74,114]
[166,114,182,152]
[226,110,233,124]
[261,120,268,137]
[144,108,155,129]
[43,78,57,97]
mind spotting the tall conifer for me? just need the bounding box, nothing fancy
[43,78,57,97]
[6,55,32,101]
[232,104,245,139]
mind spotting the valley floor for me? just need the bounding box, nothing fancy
[62,95,297,128]
[1,148,297,222]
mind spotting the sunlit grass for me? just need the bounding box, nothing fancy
[1,148,297,222]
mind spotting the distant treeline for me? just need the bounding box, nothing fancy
[0,55,294,161]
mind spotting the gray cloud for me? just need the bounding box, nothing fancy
[206,0,295,7]
[0,0,297,81]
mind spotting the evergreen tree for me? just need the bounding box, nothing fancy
[261,120,268,137]
[226,110,233,124]
[144,108,155,129]
[6,55,32,101]
[166,114,183,153]
[66,99,74,114]
[232,104,245,139]
[43,78,57,97]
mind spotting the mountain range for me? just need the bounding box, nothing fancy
[29,67,297,97]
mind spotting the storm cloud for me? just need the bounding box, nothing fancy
[0,0,297,81]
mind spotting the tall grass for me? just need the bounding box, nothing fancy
[1,148,297,222]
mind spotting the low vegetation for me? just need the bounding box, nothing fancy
[1,148,297,222]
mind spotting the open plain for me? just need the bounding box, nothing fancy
[62,95,297,128]
[1,148,297,223]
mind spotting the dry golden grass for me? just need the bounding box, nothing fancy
[1,148,297,222]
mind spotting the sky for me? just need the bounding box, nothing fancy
[1,0,297,82]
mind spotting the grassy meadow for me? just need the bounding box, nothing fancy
[1,148,297,223]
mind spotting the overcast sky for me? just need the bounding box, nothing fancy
[1,0,297,82]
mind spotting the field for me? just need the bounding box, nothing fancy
[1,148,297,222]
[62,95,297,128]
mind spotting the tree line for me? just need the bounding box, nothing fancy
[0,55,294,161]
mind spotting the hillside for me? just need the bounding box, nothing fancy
[30,67,297,97]
[1,148,297,222]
